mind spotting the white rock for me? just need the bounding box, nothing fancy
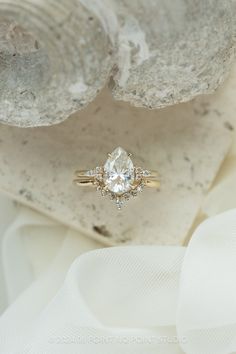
[0,2,113,127]
[0,0,235,126]
[111,0,236,109]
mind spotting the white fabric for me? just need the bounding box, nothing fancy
[0,196,236,353]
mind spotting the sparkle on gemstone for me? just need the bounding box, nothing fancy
[104,147,135,194]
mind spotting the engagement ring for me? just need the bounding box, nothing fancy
[74,147,160,209]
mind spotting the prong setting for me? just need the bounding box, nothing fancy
[87,166,151,210]
[75,147,160,210]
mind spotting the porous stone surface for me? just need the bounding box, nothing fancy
[111,0,236,108]
[0,1,113,127]
[0,0,235,126]
[0,58,235,245]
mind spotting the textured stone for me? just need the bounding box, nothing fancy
[0,56,235,244]
[110,0,236,108]
[0,0,235,126]
[0,1,113,127]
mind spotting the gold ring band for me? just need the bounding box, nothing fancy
[74,170,160,189]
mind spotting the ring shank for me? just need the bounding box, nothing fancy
[74,170,95,186]
[74,169,160,189]
[145,179,161,189]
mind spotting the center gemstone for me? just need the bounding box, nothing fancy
[104,147,135,194]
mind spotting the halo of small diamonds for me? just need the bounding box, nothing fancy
[86,148,151,210]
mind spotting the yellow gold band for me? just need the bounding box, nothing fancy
[74,169,160,189]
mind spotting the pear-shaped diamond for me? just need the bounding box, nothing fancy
[104,147,135,194]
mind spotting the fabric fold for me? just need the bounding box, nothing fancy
[177,210,236,354]
[0,200,236,353]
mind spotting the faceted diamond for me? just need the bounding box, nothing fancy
[104,147,134,194]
